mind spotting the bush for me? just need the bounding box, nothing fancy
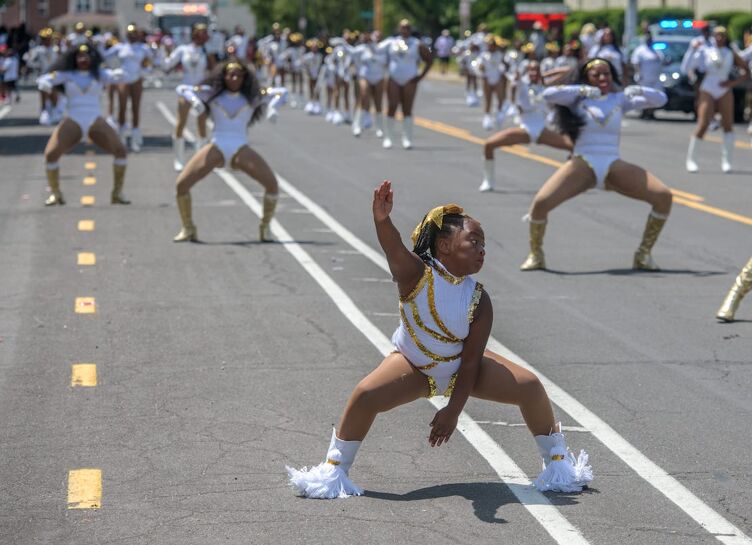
[564,9,624,43]
[637,8,694,24]
[728,13,752,43]
[485,15,516,39]
[702,11,746,27]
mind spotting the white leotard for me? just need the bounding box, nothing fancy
[302,51,322,79]
[162,43,208,86]
[24,45,59,74]
[685,46,734,100]
[543,85,667,188]
[37,69,120,134]
[477,50,505,86]
[177,85,285,167]
[103,42,152,84]
[382,36,421,86]
[392,259,483,396]
[515,78,547,142]
[352,43,387,84]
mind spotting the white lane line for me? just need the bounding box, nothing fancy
[214,167,590,545]
[159,99,751,544]
[271,174,752,545]
[0,105,12,120]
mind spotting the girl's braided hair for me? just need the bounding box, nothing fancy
[412,213,467,264]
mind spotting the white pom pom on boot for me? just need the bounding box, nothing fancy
[286,428,364,499]
[534,428,592,493]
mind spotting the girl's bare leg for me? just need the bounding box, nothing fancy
[88,118,127,159]
[529,157,595,221]
[372,80,384,113]
[116,83,129,128]
[605,160,673,216]
[484,127,531,159]
[338,352,429,441]
[401,79,418,117]
[43,118,83,204]
[130,79,143,129]
[536,128,574,152]
[472,351,556,436]
[693,92,714,139]
[483,80,492,113]
[358,79,371,111]
[386,79,401,117]
[176,144,224,196]
[196,111,207,139]
[175,98,190,138]
[231,145,278,194]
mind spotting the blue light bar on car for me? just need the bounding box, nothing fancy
[653,42,667,50]
[682,20,693,28]
[659,20,679,28]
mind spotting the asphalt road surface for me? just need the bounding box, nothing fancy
[1,76,750,545]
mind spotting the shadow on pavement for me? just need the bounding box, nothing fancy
[0,116,40,128]
[542,268,725,277]
[366,482,588,524]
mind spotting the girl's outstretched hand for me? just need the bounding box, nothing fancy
[373,180,393,223]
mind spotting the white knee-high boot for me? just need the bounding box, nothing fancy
[383,116,395,149]
[686,136,699,173]
[374,112,384,137]
[173,137,185,172]
[534,429,592,493]
[402,116,413,149]
[479,159,495,192]
[286,428,364,499]
[721,132,734,173]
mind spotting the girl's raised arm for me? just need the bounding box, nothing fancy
[372,180,424,292]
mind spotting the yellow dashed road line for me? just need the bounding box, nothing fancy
[84,162,96,170]
[78,220,95,231]
[80,196,95,206]
[414,115,752,227]
[83,176,96,186]
[77,252,96,266]
[71,364,97,387]
[74,297,96,314]
[67,469,102,509]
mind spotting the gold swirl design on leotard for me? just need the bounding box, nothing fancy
[467,282,483,323]
[399,304,462,362]
[432,260,466,285]
[403,267,461,344]
[400,265,430,302]
[425,373,458,398]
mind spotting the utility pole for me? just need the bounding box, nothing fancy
[374,0,382,33]
[460,0,471,35]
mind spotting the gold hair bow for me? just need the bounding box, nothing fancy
[411,204,464,245]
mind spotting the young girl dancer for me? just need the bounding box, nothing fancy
[103,24,153,152]
[286,180,592,499]
[683,27,749,173]
[479,60,572,192]
[716,257,752,322]
[162,23,212,171]
[520,58,671,271]
[172,60,285,243]
[37,44,129,206]
[380,19,433,149]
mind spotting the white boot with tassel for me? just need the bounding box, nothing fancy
[286,429,364,499]
[534,427,592,493]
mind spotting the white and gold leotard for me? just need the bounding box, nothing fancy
[392,259,483,397]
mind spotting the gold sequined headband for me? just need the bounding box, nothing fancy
[77,44,90,53]
[411,204,465,245]
[225,61,245,72]
[585,58,608,71]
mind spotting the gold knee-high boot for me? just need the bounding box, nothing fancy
[520,219,547,271]
[259,192,278,242]
[174,193,197,242]
[633,211,668,270]
[716,257,752,322]
[45,162,64,206]
[111,159,130,204]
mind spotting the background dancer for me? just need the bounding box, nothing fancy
[521,58,671,271]
[172,60,285,243]
[162,23,213,171]
[381,19,432,149]
[477,34,508,131]
[286,181,592,499]
[683,27,749,173]
[479,60,572,192]
[103,24,153,152]
[37,44,129,206]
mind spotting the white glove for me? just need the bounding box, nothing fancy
[266,107,278,123]
[624,85,644,98]
[190,97,205,115]
[581,85,601,99]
